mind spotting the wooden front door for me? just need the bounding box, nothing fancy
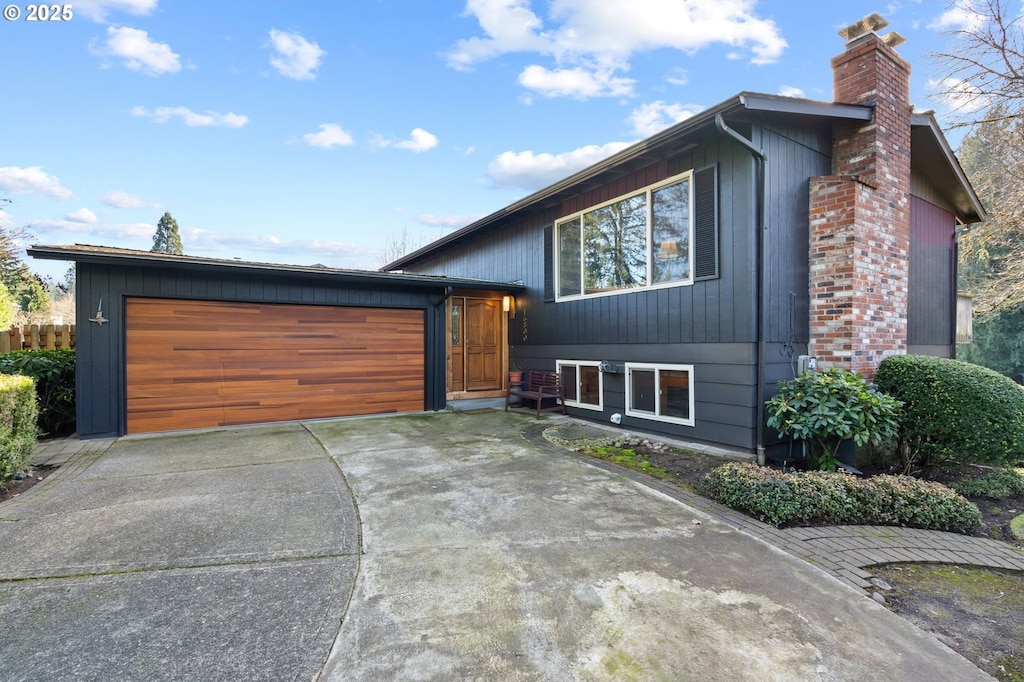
[449,296,503,392]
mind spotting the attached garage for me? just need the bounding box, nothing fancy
[125,298,426,434]
[27,245,524,438]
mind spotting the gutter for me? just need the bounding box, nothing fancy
[715,113,768,466]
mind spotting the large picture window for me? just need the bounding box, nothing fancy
[557,360,603,411]
[625,363,694,426]
[556,171,692,300]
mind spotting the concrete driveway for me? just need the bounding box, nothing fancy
[0,411,991,681]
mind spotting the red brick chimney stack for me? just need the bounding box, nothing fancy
[808,14,913,377]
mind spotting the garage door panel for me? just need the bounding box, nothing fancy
[126,298,426,434]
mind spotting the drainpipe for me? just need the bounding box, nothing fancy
[715,113,767,466]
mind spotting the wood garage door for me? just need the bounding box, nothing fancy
[126,298,425,434]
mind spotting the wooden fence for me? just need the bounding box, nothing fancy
[0,324,76,352]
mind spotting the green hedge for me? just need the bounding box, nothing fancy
[0,374,38,481]
[699,462,981,533]
[875,355,1024,473]
[0,349,75,437]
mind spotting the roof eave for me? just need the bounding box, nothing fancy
[27,245,525,292]
[910,113,986,224]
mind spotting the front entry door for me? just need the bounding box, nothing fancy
[450,296,503,392]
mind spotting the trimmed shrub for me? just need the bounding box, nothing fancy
[0,374,38,481]
[948,468,1024,499]
[875,355,1024,473]
[765,368,902,471]
[699,462,981,533]
[0,349,75,437]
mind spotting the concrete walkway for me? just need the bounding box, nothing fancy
[4,411,1021,680]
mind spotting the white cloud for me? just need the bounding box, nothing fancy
[132,106,249,128]
[447,0,550,71]
[181,227,376,267]
[777,85,805,98]
[488,141,633,191]
[395,128,439,152]
[928,76,991,114]
[0,209,13,231]
[628,101,700,137]
[929,0,989,31]
[103,190,150,208]
[416,213,486,228]
[31,219,154,240]
[65,208,98,224]
[518,64,635,98]
[268,29,326,81]
[302,123,354,149]
[375,128,439,152]
[665,67,689,86]
[0,166,73,199]
[75,0,157,22]
[448,0,787,98]
[92,26,181,76]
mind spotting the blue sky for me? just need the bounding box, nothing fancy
[0,0,981,280]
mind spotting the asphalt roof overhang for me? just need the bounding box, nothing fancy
[27,244,526,293]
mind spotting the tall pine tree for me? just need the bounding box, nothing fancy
[151,212,184,255]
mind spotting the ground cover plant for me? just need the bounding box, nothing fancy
[543,421,1023,682]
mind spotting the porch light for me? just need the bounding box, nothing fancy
[502,295,516,318]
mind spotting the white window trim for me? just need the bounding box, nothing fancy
[556,359,604,411]
[624,362,695,427]
[554,169,694,302]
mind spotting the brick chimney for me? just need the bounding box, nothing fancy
[808,14,912,377]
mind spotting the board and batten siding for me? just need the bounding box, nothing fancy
[908,195,957,356]
[75,262,447,437]
[403,132,775,450]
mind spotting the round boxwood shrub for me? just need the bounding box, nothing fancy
[875,355,1024,474]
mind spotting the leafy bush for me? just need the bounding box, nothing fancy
[875,355,1024,474]
[765,368,902,471]
[0,374,38,481]
[948,468,1024,499]
[0,349,75,436]
[699,462,981,533]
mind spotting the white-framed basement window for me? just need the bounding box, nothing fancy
[555,170,693,301]
[625,363,695,426]
[557,360,603,411]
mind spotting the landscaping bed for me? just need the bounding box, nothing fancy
[543,421,1024,682]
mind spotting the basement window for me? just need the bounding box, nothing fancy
[625,363,694,426]
[557,360,603,411]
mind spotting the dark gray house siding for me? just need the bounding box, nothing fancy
[398,120,834,451]
[74,261,450,438]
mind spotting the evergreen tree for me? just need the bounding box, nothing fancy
[12,266,49,313]
[151,212,184,255]
[0,280,15,329]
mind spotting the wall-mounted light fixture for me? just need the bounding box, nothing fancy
[502,294,516,319]
[88,296,108,326]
